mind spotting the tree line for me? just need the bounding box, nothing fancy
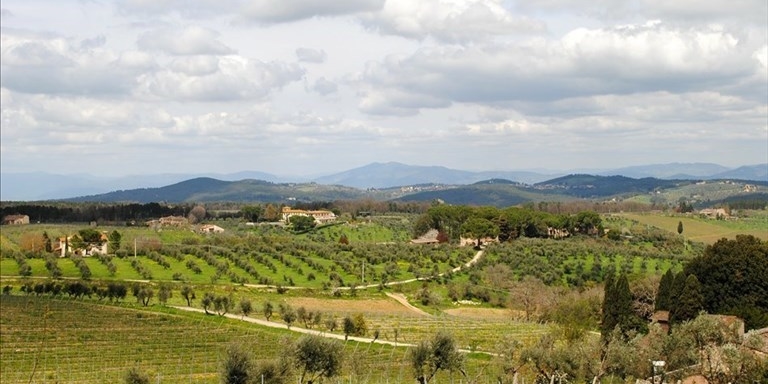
[413,204,603,242]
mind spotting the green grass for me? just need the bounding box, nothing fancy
[619,211,768,244]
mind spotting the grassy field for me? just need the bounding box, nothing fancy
[619,211,768,244]
[0,294,541,384]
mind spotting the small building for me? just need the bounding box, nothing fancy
[651,310,670,333]
[698,208,729,220]
[281,207,336,225]
[460,236,498,247]
[199,224,224,234]
[2,214,30,225]
[55,233,109,257]
[146,215,190,228]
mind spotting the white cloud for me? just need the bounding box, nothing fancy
[361,0,546,42]
[137,26,235,55]
[137,57,304,101]
[1,0,765,178]
[240,0,385,23]
[357,22,761,114]
[1,30,142,96]
[169,56,220,76]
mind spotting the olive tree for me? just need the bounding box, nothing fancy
[221,342,251,384]
[263,301,274,321]
[181,285,195,306]
[239,298,252,319]
[293,335,343,384]
[279,303,296,329]
[409,332,465,384]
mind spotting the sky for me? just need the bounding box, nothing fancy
[1,0,766,178]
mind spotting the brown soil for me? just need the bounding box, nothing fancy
[286,297,421,317]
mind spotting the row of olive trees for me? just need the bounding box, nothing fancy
[214,331,465,384]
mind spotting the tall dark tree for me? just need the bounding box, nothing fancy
[669,271,688,308]
[108,230,122,253]
[684,235,768,329]
[655,269,675,311]
[601,274,644,341]
[615,274,645,335]
[601,273,617,341]
[670,274,704,326]
[42,231,53,253]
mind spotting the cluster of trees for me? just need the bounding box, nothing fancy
[0,202,187,223]
[413,205,603,243]
[601,274,647,340]
[9,280,129,301]
[657,235,768,330]
[16,228,122,257]
[212,331,466,384]
[503,313,767,384]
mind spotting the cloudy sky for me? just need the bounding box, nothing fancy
[1,0,766,178]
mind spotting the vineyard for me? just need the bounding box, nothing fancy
[3,210,763,383]
[0,294,546,383]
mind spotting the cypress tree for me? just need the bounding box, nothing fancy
[614,274,641,335]
[669,271,687,308]
[670,274,704,326]
[601,273,617,342]
[655,269,675,310]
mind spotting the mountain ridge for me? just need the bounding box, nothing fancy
[2,162,766,201]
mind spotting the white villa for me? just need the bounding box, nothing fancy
[281,207,336,225]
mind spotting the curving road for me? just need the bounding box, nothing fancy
[343,248,485,290]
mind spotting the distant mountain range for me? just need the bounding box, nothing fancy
[1,162,766,202]
[55,172,767,207]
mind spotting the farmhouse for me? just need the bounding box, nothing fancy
[199,224,225,234]
[146,215,189,228]
[2,214,30,225]
[56,233,109,257]
[698,208,729,220]
[281,207,336,225]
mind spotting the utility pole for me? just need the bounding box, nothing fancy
[134,238,137,258]
[362,261,365,283]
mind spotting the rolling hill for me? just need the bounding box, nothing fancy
[4,162,766,201]
[65,178,366,203]
[311,161,559,188]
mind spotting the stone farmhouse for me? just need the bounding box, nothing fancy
[698,208,729,219]
[199,224,225,234]
[281,207,336,225]
[2,214,30,225]
[55,233,109,257]
[146,215,189,228]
